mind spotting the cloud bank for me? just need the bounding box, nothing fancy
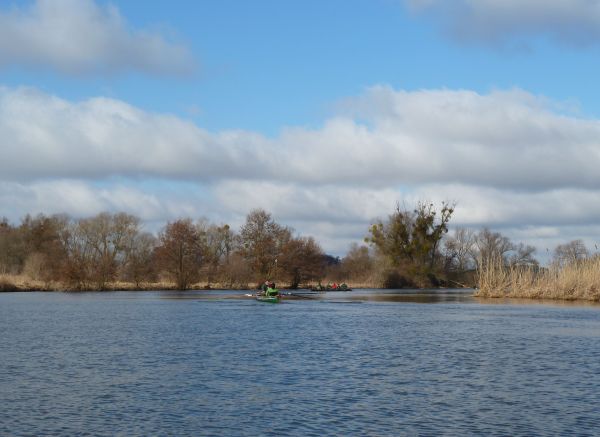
[2,85,600,190]
[0,0,195,75]
[407,0,600,46]
[2,85,600,254]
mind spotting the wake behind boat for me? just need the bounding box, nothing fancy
[255,294,280,303]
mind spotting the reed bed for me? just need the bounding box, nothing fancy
[0,274,56,292]
[475,257,600,301]
[0,275,264,292]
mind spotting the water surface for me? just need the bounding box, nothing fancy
[1,290,599,436]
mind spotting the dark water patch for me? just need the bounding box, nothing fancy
[1,292,600,436]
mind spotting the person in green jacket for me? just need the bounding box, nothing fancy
[264,280,278,296]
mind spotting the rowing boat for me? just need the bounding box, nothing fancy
[255,295,280,303]
[256,287,280,303]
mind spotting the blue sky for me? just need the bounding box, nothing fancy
[3,0,600,133]
[2,0,600,257]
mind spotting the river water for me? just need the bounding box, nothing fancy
[1,290,599,436]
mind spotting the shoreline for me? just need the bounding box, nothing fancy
[3,280,600,304]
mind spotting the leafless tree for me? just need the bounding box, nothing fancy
[472,228,515,268]
[553,240,588,267]
[197,220,236,287]
[340,243,374,282]
[155,219,204,290]
[77,213,140,289]
[444,227,475,273]
[509,243,538,267]
[122,232,157,287]
[239,209,291,280]
[219,252,253,289]
[278,236,325,288]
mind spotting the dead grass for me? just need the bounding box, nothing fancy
[475,257,600,301]
[0,274,55,292]
[0,275,258,292]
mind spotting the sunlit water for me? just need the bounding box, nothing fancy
[1,290,599,436]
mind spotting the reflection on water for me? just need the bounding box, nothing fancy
[1,291,600,436]
[323,288,476,304]
[162,288,600,308]
[473,296,600,308]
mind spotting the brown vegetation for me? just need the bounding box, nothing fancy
[475,256,600,301]
[0,209,327,291]
[365,201,455,287]
[2,204,598,298]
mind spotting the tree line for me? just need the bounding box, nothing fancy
[0,202,592,290]
[334,201,587,288]
[0,209,325,290]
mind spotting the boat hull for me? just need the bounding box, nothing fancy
[256,296,280,303]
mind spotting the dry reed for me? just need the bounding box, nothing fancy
[475,256,600,301]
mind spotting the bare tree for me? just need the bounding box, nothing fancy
[341,243,374,282]
[155,219,204,290]
[197,220,235,287]
[239,209,290,280]
[509,243,538,267]
[219,252,253,289]
[61,219,95,289]
[77,213,140,289]
[444,227,475,273]
[122,232,157,287]
[553,240,588,267]
[278,236,325,288]
[472,228,515,268]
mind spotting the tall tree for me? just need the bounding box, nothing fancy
[61,218,95,289]
[0,218,22,275]
[77,213,140,289]
[444,227,475,273]
[155,219,204,290]
[122,232,157,287]
[366,201,454,275]
[278,236,325,288]
[197,220,235,287]
[341,243,374,282]
[553,240,588,267]
[471,228,515,268]
[239,209,290,280]
[509,243,538,268]
[19,214,69,282]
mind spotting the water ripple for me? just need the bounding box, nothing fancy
[1,292,600,436]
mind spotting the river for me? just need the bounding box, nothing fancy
[1,290,599,436]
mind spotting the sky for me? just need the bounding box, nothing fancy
[2,0,600,259]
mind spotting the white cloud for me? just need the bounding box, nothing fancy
[2,85,600,191]
[0,179,213,223]
[2,84,600,255]
[407,0,600,46]
[213,180,600,257]
[6,177,600,257]
[0,0,195,75]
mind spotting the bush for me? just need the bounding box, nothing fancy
[383,270,415,289]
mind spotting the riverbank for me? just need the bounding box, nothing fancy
[0,274,374,292]
[0,275,253,292]
[475,257,600,302]
[0,271,395,292]
[5,265,600,303]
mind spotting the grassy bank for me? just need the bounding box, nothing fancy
[0,275,360,292]
[0,274,257,292]
[0,271,470,292]
[475,257,600,301]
